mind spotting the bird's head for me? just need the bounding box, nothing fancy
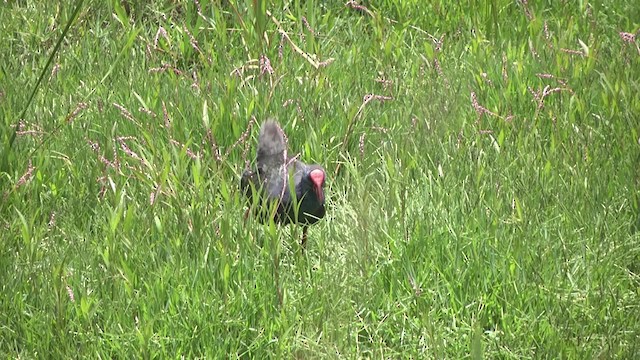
[306,166,325,203]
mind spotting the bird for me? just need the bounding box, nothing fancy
[241,119,326,248]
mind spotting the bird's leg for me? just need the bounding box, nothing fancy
[243,207,250,222]
[301,226,308,250]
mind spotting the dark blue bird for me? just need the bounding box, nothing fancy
[241,120,326,248]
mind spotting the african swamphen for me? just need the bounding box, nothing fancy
[241,120,326,247]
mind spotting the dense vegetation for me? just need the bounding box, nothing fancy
[1,0,639,358]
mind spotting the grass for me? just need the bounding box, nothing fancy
[1,0,639,358]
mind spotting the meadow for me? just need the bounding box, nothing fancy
[1,0,639,358]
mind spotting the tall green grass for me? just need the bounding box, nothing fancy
[1,0,638,358]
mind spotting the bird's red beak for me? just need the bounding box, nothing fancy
[309,169,325,202]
